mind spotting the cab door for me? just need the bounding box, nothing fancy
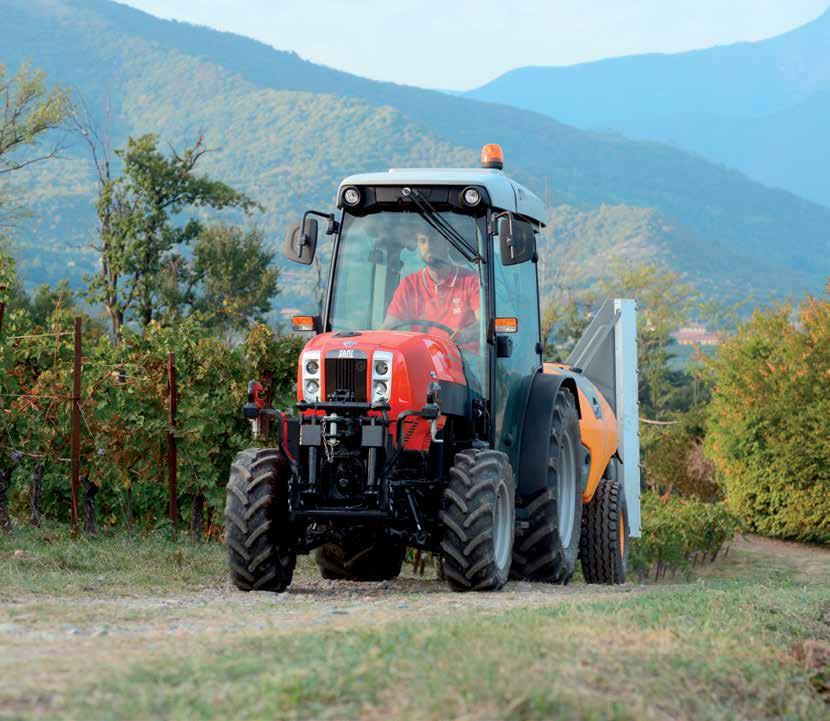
[491,218,542,470]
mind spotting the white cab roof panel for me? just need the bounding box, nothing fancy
[338,168,546,225]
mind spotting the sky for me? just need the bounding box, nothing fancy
[120,0,829,90]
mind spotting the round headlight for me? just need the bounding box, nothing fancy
[373,380,388,397]
[374,359,389,376]
[304,379,319,396]
[463,187,481,206]
[343,187,361,206]
[305,359,319,375]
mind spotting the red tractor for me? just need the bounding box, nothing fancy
[226,144,640,592]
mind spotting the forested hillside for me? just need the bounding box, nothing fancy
[468,7,830,208]
[3,0,830,308]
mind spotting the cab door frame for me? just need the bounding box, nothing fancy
[485,209,544,467]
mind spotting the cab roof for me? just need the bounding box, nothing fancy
[338,168,546,226]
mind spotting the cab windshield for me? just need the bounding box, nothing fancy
[329,210,488,385]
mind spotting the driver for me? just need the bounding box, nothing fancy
[384,229,480,349]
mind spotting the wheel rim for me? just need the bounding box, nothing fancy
[558,438,576,547]
[493,478,511,570]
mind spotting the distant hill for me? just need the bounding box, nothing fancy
[2,0,830,311]
[467,7,830,208]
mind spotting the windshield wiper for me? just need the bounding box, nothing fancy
[403,187,482,263]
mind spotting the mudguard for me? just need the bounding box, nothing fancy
[515,371,582,501]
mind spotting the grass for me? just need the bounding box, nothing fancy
[1,527,828,720]
[49,581,830,720]
[0,523,226,599]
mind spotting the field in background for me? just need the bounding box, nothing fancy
[1,528,828,721]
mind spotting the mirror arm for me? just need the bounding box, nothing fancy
[302,209,339,240]
[492,210,516,259]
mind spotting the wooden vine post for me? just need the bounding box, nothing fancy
[167,352,178,525]
[0,283,6,333]
[262,370,273,443]
[69,316,82,531]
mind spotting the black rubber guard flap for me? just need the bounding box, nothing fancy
[516,371,578,500]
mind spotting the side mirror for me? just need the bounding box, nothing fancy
[498,215,535,266]
[284,218,318,265]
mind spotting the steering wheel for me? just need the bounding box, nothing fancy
[388,319,456,336]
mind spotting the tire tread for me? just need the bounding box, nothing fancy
[440,448,514,592]
[225,448,295,593]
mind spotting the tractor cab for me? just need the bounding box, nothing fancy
[284,144,546,465]
[229,145,639,594]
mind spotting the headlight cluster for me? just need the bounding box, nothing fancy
[372,351,393,403]
[301,350,321,402]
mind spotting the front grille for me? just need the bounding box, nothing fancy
[324,357,367,402]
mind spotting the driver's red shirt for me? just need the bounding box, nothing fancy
[387,266,480,340]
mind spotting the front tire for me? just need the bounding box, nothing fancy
[440,449,515,592]
[225,448,296,592]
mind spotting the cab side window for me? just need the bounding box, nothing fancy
[493,218,542,460]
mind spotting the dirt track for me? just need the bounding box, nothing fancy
[0,554,648,710]
[2,534,829,718]
[1,559,645,643]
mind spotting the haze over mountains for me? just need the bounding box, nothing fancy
[468,7,830,208]
[3,0,829,310]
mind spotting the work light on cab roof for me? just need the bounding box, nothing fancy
[228,141,641,597]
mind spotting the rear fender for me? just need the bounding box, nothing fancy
[516,371,583,501]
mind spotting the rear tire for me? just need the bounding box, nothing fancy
[512,387,583,583]
[440,449,515,592]
[314,534,405,581]
[225,448,296,592]
[580,470,628,584]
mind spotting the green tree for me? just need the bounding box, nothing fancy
[541,262,701,416]
[599,262,698,416]
[541,286,598,362]
[29,280,74,328]
[84,133,259,340]
[159,223,279,338]
[705,284,830,543]
[0,63,70,178]
[1,249,29,317]
[0,63,70,237]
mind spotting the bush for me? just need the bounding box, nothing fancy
[705,287,830,544]
[629,492,740,580]
[641,407,721,501]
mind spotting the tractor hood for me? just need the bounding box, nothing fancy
[297,330,469,416]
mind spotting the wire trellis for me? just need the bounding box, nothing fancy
[2,318,233,531]
[3,332,74,340]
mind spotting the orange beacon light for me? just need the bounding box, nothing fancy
[480,143,504,170]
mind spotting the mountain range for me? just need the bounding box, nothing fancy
[467,7,830,208]
[2,0,829,311]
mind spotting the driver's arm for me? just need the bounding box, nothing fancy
[383,275,414,328]
[449,273,481,344]
[450,308,480,344]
